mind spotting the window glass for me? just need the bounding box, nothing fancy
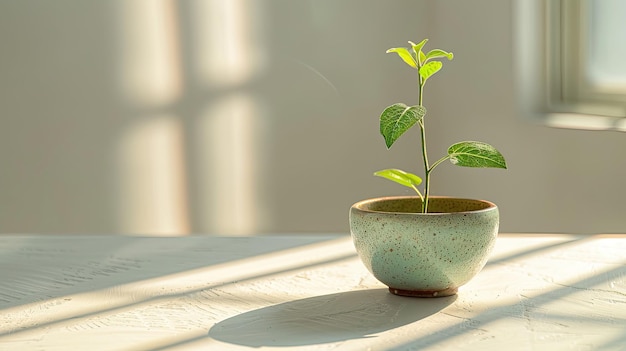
[588,0,626,90]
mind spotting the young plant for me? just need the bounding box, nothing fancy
[375,39,507,213]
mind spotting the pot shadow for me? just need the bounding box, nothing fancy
[208,288,456,347]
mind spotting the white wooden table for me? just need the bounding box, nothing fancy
[1,234,625,350]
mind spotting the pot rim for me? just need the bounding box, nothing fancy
[351,195,497,215]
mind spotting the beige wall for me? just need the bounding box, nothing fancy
[0,0,623,235]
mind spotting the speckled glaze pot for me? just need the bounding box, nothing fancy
[349,196,499,297]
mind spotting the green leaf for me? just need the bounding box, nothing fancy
[419,51,426,65]
[447,141,508,169]
[419,61,443,82]
[380,103,427,149]
[386,47,417,68]
[374,169,422,188]
[409,39,429,64]
[424,49,454,62]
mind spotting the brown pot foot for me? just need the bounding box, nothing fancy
[388,286,458,298]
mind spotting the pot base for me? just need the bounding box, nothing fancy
[388,286,458,298]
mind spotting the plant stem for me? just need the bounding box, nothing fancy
[417,69,430,213]
[430,155,451,172]
[420,122,431,213]
[411,185,424,203]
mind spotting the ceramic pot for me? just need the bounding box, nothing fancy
[349,196,499,297]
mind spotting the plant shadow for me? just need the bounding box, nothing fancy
[209,288,456,347]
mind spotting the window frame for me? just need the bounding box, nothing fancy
[515,0,626,132]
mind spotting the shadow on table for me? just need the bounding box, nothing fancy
[208,288,455,347]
